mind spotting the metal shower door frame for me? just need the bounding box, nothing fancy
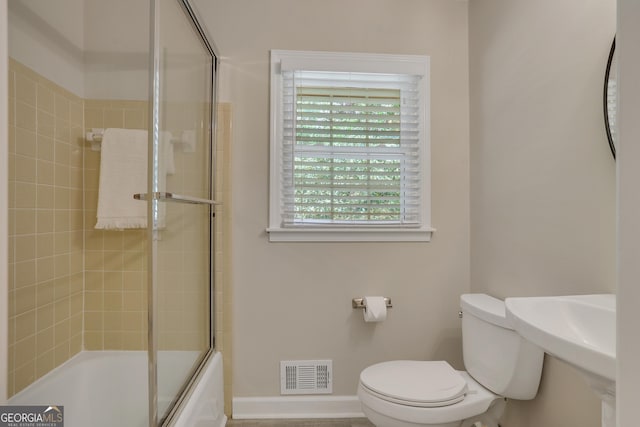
[147,0,219,425]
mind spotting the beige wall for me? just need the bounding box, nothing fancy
[469,0,616,426]
[7,59,84,396]
[617,0,640,424]
[8,0,150,100]
[204,0,470,397]
[83,0,149,100]
[8,0,85,97]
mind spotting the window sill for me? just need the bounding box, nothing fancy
[266,227,435,242]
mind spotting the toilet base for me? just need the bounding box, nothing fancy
[363,405,461,427]
[362,398,505,427]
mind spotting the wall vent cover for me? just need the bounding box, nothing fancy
[280,360,332,395]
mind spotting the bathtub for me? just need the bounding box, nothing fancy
[8,350,226,427]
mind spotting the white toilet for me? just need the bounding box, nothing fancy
[358,294,544,427]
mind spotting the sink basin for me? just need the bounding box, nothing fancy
[505,294,616,385]
[505,294,616,427]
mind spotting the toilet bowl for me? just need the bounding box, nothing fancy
[358,361,501,427]
[357,294,544,427]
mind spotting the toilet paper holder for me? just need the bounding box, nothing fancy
[352,297,393,310]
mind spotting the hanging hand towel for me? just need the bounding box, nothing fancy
[95,128,149,229]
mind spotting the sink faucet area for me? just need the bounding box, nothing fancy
[505,294,616,427]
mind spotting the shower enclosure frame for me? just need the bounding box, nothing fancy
[147,0,220,425]
[0,0,221,419]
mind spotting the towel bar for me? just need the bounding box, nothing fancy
[86,128,195,152]
[133,192,219,205]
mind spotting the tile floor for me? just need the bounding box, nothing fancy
[226,418,374,427]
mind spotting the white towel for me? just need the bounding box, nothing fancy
[95,128,149,230]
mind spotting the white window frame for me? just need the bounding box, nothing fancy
[268,50,434,242]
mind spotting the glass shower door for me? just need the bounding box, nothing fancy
[147,0,217,424]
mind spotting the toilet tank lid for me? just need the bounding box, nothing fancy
[460,294,512,329]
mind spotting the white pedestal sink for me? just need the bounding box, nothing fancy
[505,294,616,427]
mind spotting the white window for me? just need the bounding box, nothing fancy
[268,50,433,242]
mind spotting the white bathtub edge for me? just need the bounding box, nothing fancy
[170,351,227,427]
[232,395,364,419]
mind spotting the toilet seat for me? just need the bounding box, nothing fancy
[359,361,468,407]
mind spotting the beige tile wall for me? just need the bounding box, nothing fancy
[7,59,84,396]
[156,202,209,351]
[82,99,229,353]
[157,100,210,352]
[82,100,148,351]
[215,103,232,415]
[82,100,227,356]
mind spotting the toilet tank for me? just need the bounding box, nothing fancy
[460,294,544,400]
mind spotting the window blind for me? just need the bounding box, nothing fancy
[281,70,422,226]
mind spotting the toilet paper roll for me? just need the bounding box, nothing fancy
[363,296,387,322]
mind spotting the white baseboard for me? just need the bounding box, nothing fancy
[232,395,364,419]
